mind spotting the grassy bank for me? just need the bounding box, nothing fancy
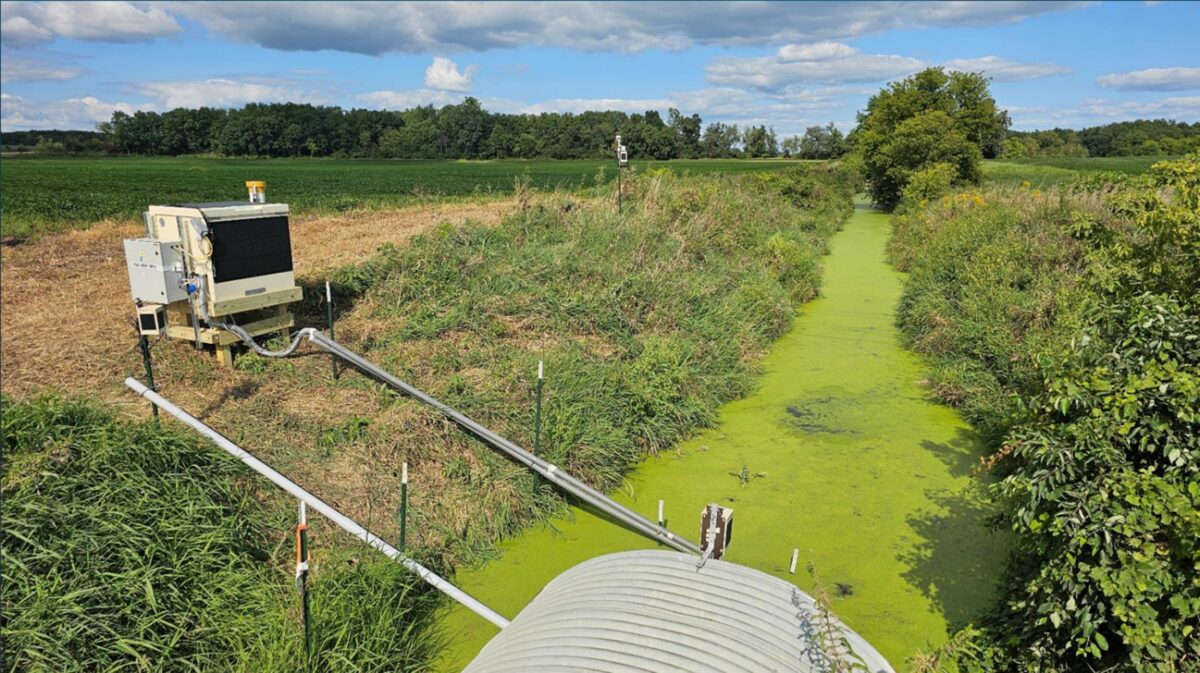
[0,156,809,242]
[3,164,857,670]
[889,157,1199,671]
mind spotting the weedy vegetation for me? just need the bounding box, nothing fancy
[892,155,1200,672]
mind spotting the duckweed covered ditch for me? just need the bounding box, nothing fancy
[437,204,1008,670]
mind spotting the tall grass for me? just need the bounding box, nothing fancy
[1,396,439,673]
[888,186,1110,442]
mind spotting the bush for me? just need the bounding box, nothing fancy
[853,68,1007,210]
[900,162,958,206]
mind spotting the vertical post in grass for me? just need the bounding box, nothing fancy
[399,462,409,553]
[296,501,313,667]
[658,499,665,527]
[534,360,544,454]
[614,148,624,213]
[137,334,158,421]
[616,160,622,213]
[325,281,339,380]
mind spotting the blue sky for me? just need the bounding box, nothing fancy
[2,1,1198,135]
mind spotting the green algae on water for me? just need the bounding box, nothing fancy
[436,205,1008,672]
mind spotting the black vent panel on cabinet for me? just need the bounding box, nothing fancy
[209,215,294,283]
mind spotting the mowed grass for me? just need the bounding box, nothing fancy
[0,156,807,242]
[983,156,1164,186]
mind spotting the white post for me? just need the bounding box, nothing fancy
[789,548,799,574]
[658,499,664,526]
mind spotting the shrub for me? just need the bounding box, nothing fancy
[901,162,958,207]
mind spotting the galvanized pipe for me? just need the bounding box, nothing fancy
[123,377,511,629]
[306,331,702,556]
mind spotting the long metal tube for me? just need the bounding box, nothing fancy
[123,377,511,629]
[306,331,702,556]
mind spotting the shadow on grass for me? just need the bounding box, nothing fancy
[898,483,1008,633]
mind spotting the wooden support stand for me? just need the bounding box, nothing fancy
[167,303,295,368]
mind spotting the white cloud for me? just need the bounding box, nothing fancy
[943,55,1071,82]
[1005,95,1200,130]
[424,57,474,92]
[1096,67,1200,92]
[521,97,672,115]
[159,1,1082,55]
[132,78,310,110]
[0,56,84,83]
[1080,95,1200,118]
[1,1,180,47]
[777,41,858,62]
[1,91,139,130]
[706,42,924,92]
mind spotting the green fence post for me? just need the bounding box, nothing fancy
[138,334,158,422]
[326,281,339,380]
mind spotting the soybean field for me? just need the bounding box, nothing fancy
[0,156,804,242]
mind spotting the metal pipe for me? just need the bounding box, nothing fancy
[123,377,510,629]
[305,331,702,556]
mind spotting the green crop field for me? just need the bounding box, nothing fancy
[982,155,1166,186]
[0,156,808,242]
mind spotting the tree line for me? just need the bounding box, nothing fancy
[0,98,848,161]
[1003,119,1200,158]
[4,95,1195,162]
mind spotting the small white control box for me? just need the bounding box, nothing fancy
[124,238,187,304]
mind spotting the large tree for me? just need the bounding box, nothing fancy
[853,67,1008,209]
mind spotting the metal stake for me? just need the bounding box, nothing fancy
[296,501,313,667]
[616,154,622,213]
[326,281,338,380]
[399,462,408,553]
[137,334,158,421]
[534,360,544,454]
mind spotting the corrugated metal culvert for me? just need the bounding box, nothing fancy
[463,550,894,673]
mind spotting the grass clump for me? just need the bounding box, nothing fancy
[1,395,440,673]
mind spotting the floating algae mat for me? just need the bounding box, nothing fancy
[437,205,1008,671]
